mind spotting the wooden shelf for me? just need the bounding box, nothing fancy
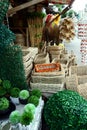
[8,0,45,16]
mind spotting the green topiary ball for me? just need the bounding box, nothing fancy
[30,89,41,98]
[44,90,87,130]
[9,110,21,125]
[20,111,34,126]
[28,95,39,107]
[24,103,36,115]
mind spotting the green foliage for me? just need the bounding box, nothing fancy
[0,87,6,97]
[0,24,15,46]
[0,79,11,97]
[28,95,39,107]
[20,111,34,126]
[0,45,27,90]
[3,80,11,90]
[0,97,9,110]
[9,110,21,125]
[10,87,20,98]
[44,90,87,130]
[0,79,2,85]
[0,0,27,90]
[0,0,9,24]
[30,89,41,98]
[19,90,29,99]
[27,12,46,19]
[24,103,36,115]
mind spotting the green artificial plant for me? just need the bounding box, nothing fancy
[10,87,20,98]
[20,111,34,126]
[24,103,36,115]
[9,110,21,125]
[19,90,29,100]
[44,90,87,130]
[28,95,39,107]
[0,79,11,97]
[0,97,9,111]
[30,89,41,98]
[0,0,27,90]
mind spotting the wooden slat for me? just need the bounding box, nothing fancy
[8,0,45,15]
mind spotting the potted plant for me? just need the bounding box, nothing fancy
[2,80,11,99]
[0,87,7,97]
[20,111,34,126]
[24,103,36,115]
[30,89,41,98]
[0,79,11,99]
[0,97,10,114]
[19,90,29,104]
[28,95,39,107]
[9,110,21,125]
[10,87,20,105]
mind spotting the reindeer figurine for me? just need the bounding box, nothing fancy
[41,0,75,46]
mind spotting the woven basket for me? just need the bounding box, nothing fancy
[52,58,70,75]
[49,50,62,55]
[23,58,33,68]
[25,63,33,78]
[22,50,32,62]
[78,75,87,85]
[51,54,60,60]
[77,83,87,99]
[30,82,65,93]
[69,65,87,76]
[15,34,25,46]
[65,74,78,91]
[31,75,65,84]
[47,45,63,52]
[34,52,50,64]
[22,47,38,62]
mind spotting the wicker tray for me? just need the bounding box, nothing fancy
[78,75,87,85]
[23,50,31,62]
[35,63,61,72]
[69,65,87,76]
[25,63,33,78]
[77,83,87,99]
[49,50,62,55]
[65,74,78,91]
[46,45,63,51]
[23,58,33,68]
[34,52,50,64]
[31,75,65,84]
[22,47,38,62]
[30,82,65,93]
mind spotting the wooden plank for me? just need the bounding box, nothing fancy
[7,0,45,15]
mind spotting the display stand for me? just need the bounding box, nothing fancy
[0,98,44,130]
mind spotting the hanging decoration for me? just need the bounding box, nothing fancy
[78,20,87,64]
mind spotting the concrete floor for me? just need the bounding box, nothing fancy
[64,36,82,65]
